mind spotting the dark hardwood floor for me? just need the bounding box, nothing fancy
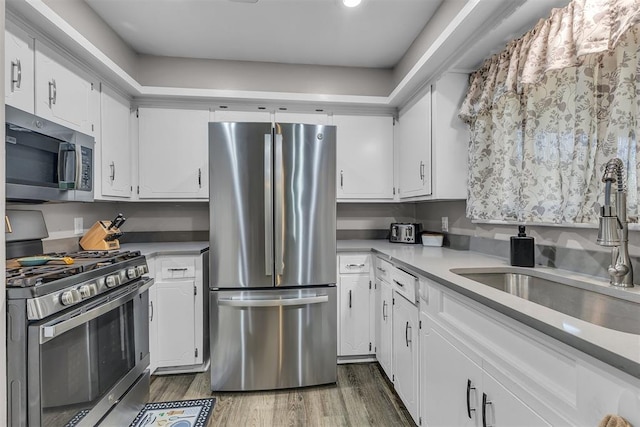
[148,363,416,426]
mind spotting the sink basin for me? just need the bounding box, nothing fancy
[451,268,640,335]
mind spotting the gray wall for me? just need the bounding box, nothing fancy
[414,200,640,257]
[137,55,393,96]
[41,0,139,79]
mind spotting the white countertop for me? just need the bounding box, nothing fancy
[120,241,209,257]
[338,240,640,379]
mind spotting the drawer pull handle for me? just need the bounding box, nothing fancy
[466,379,476,418]
[168,267,188,271]
[393,279,405,288]
[382,300,387,320]
[348,290,352,308]
[150,301,154,322]
[346,263,365,268]
[482,393,492,427]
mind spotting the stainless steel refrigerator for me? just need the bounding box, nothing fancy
[208,121,337,391]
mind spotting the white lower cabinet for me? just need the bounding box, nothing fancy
[422,314,548,427]
[338,273,372,356]
[148,253,206,374]
[393,292,419,424]
[377,279,393,378]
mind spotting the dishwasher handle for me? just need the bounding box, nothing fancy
[218,295,328,308]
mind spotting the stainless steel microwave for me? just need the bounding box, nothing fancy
[5,105,94,202]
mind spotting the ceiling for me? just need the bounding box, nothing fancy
[84,0,442,69]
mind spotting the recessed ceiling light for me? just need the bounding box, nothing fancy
[343,0,362,7]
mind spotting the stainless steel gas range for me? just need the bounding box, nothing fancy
[6,213,153,426]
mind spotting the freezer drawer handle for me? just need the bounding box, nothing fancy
[218,295,328,308]
[168,267,188,272]
[346,263,365,268]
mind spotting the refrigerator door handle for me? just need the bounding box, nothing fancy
[274,130,285,277]
[218,295,328,308]
[264,133,274,276]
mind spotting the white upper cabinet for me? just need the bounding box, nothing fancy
[138,107,209,199]
[397,90,431,198]
[430,72,469,200]
[5,22,34,113]
[334,115,394,200]
[100,85,132,198]
[397,72,469,200]
[274,111,330,125]
[34,40,99,137]
[211,109,271,123]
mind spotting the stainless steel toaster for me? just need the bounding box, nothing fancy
[389,223,423,243]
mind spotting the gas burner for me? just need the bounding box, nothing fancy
[5,250,143,288]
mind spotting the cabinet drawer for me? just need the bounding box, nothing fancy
[339,254,370,274]
[375,258,392,283]
[391,267,417,303]
[159,258,196,279]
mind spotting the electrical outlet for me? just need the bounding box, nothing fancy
[441,217,449,232]
[74,217,84,235]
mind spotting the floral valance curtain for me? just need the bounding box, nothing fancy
[459,0,640,223]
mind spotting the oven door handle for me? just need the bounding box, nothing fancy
[39,279,153,344]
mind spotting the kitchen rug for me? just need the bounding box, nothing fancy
[129,398,215,427]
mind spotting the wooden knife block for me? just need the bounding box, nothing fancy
[79,221,121,250]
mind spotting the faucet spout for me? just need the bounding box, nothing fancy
[597,158,634,287]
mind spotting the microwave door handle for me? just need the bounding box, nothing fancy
[57,143,77,190]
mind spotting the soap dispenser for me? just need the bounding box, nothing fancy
[510,225,535,267]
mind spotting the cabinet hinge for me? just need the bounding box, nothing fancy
[397,188,401,194]
[91,124,94,132]
[137,186,140,194]
[369,342,372,352]
[393,187,396,195]
[130,186,133,192]
[369,280,372,290]
[90,82,94,91]
[194,285,197,296]
[419,417,422,425]
[419,320,422,329]
[392,297,395,305]
[136,108,139,118]
[195,348,198,358]
[392,374,395,381]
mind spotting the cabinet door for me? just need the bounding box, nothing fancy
[482,372,551,427]
[100,85,131,198]
[5,23,34,113]
[398,90,431,198]
[423,320,481,427]
[211,109,271,123]
[334,115,394,200]
[35,41,98,136]
[338,274,371,356]
[392,293,419,423]
[154,280,197,368]
[138,107,209,199]
[274,112,330,125]
[378,280,393,377]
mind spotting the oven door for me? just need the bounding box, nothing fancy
[27,279,151,427]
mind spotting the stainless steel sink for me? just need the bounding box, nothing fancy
[450,268,640,335]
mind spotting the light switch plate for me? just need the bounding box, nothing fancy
[74,217,83,235]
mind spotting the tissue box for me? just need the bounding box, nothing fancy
[421,233,443,247]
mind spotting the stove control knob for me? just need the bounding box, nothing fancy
[106,275,120,288]
[137,265,147,275]
[127,267,138,279]
[79,283,96,299]
[61,289,81,306]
